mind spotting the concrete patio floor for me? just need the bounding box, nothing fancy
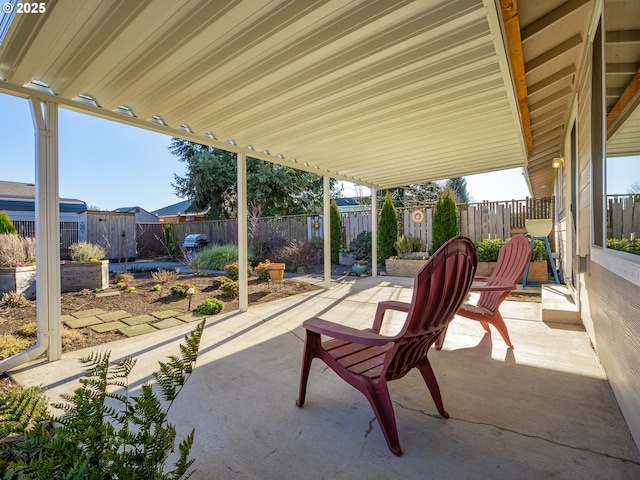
[8,275,640,479]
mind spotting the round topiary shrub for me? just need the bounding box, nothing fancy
[196,298,225,315]
[170,284,197,297]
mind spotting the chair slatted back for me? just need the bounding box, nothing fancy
[385,236,477,380]
[477,235,531,313]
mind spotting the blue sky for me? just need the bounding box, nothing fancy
[1,93,636,210]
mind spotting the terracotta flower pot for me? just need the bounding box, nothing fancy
[267,263,286,280]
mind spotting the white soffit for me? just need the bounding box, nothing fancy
[0,0,527,188]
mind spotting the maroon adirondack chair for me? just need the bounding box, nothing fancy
[434,234,532,350]
[295,236,477,456]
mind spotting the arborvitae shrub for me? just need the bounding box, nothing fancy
[378,192,398,261]
[329,200,342,264]
[431,188,459,254]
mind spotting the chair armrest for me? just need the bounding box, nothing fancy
[303,317,395,346]
[372,300,410,332]
[469,284,517,292]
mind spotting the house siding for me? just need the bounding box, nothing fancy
[584,260,640,447]
[556,7,640,449]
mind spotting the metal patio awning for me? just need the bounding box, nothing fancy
[0,0,528,190]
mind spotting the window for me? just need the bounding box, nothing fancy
[605,156,640,255]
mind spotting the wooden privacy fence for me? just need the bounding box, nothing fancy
[135,197,556,257]
[338,197,555,251]
[607,194,640,239]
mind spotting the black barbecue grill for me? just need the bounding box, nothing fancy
[180,234,209,252]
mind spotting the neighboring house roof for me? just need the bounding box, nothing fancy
[151,200,205,217]
[113,206,159,223]
[335,197,361,207]
[0,180,86,213]
[113,206,154,215]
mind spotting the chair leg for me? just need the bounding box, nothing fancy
[296,330,320,407]
[365,380,402,456]
[480,321,491,332]
[416,358,449,419]
[488,313,513,348]
[434,326,447,350]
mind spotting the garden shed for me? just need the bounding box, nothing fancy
[77,210,136,261]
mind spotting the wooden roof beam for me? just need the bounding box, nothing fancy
[521,0,591,41]
[605,30,640,44]
[525,35,583,73]
[607,62,640,75]
[528,65,576,95]
[500,0,533,155]
[607,66,640,136]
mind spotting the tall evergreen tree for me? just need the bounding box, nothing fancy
[431,187,459,254]
[446,177,471,203]
[378,191,398,260]
[329,200,342,264]
[169,139,338,219]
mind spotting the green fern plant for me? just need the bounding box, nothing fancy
[0,320,205,479]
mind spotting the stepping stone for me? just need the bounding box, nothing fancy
[71,309,106,319]
[150,310,182,320]
[97,310,131,322]
[152,318,185,329]
[61,314,75,323]
[64,316,103,329]
[119,324,157,337]
[91,321,128,333]
[96,291,121,298]
[177,312,207,323]
[122,314,156,326]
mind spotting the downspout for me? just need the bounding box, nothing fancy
[1,98,61,373]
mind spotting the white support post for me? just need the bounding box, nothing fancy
[371,187,378,277]
[323,176,331,289]
[237,152,249,311]
[0,99,62,372]
[32,99,62,361]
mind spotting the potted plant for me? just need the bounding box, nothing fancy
[526,239,549,282]
[267,262,286,280]
[338,248,354,266]
[348,231,371,275]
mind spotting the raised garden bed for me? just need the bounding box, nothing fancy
[477,261,548,282]
[385,258,428,277]
[0,260,110,300]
